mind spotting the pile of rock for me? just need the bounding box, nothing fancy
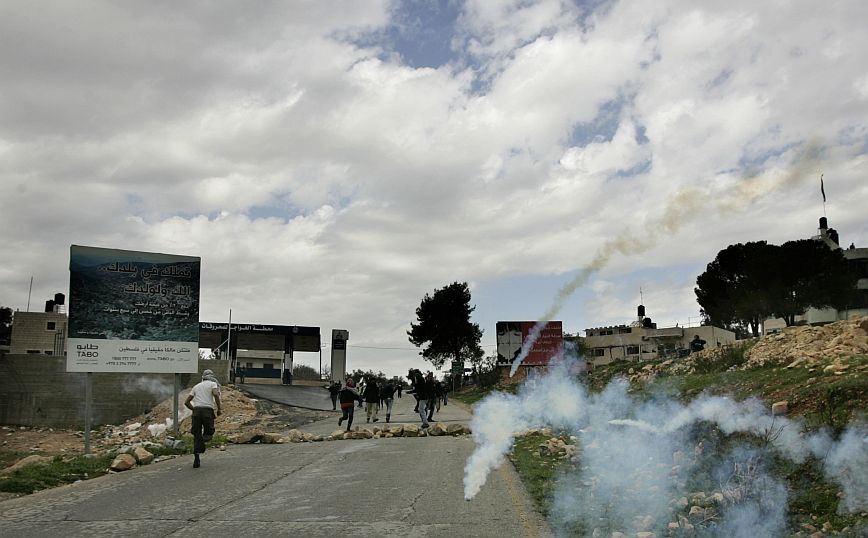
[227,423,472,444]
[537,437,579,462]
[743,317,868,369]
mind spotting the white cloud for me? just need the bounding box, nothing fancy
[1,1,866,377]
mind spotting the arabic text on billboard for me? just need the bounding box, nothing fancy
[496,321,563,366]
[67,245,201,373]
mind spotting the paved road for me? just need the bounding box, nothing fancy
[0,394,553,538]
[238,383,336,411]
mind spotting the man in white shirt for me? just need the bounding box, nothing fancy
[184,369,222,468]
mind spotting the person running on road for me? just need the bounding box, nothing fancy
[407,369,430,428]
[184,369,222,469]
[380,381,397,423]
[425,372,437,422]
[364,377,380,423]
[325,381,340,410]
[338,379,363,431]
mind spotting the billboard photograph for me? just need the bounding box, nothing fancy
[496,321,563,366]
[67,245,201,373]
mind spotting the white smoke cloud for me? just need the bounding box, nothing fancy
[465,358,867,536]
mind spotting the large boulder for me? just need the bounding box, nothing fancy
[259,433,282,444]
[285,429,305,443]
[0,455,52,475]
[428,423,447,436]
[388,425,404,436]
[132,447,154,465]
[403,424,420,437]
[446,424,465,436]
[110,453,137,471]
[329,430,346,440]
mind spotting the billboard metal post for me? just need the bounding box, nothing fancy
[173,373,180,436]
[84,372,92,455]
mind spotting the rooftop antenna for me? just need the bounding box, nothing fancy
[639,286,644,305]
[26,274,33,312]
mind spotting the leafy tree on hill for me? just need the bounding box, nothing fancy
[771,239,856,326]
[696,240,856,337]
[408,281,484,370]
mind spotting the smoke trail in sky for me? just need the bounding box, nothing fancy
[465,358,866,536]
[510,143,823,376]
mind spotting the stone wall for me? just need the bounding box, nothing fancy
[0,355,229,427]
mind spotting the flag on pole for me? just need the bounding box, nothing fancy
[821,174,826,203]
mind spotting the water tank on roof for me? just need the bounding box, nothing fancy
[44,300,55,313]
[819,217,828,230]
[642,317,653,328]
[637,304,645,318]
[829,228,839,245]
[54,293,65,306]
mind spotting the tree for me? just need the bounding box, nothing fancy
[771,239,856,326]
[0,306,12,344]
[696,239,857,336]
[292,363,320,380]
[696,242,778,337]
[408,281,484,370]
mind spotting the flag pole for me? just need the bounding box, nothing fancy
[820,173,826,217]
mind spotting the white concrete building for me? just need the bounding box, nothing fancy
[584,306,735,366]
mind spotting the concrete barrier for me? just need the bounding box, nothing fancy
[0,355,229,428]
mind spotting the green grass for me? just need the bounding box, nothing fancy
[508,433,570,515]
[0,453,115,494]
[0,434,228,496]
[452,382,519,405]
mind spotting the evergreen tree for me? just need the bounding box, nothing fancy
[408,281,484,370]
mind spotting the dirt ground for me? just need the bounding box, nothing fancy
[0,385,332,462]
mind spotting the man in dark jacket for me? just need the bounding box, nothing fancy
[325,381,341,410]
[380,382,397,423]
[338,379,363,432]
[406,369,430,428]
[364,377,381,423]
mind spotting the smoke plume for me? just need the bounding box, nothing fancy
[466,358,866,536]
[510,143,823,376]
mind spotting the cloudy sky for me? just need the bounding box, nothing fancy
[2,1,866,377]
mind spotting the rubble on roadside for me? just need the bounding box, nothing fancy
[226,423,472,444]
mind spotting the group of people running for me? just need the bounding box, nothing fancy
[325,370,448,432]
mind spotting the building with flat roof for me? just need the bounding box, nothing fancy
[9,311,68,356]
[584,305,735,366]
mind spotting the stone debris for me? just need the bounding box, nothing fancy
[771,400,788,416]
[132,447,154,465]
[616,317,868,385]
[744,317,868,369]
[109,453,137,471]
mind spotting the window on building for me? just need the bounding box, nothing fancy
[246,362,253,369]
[618,328,632,334]
[26,350,41,354]
[626,345,640,355]
[592,348,605,357]
[600,329,614,336]
[44,350,53,355]
[46,321,56,331]
[262,363,274,369]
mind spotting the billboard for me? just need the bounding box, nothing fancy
[496,321,563,366]
[67,245,201,373]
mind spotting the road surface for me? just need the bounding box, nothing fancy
[0,391,552,538]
